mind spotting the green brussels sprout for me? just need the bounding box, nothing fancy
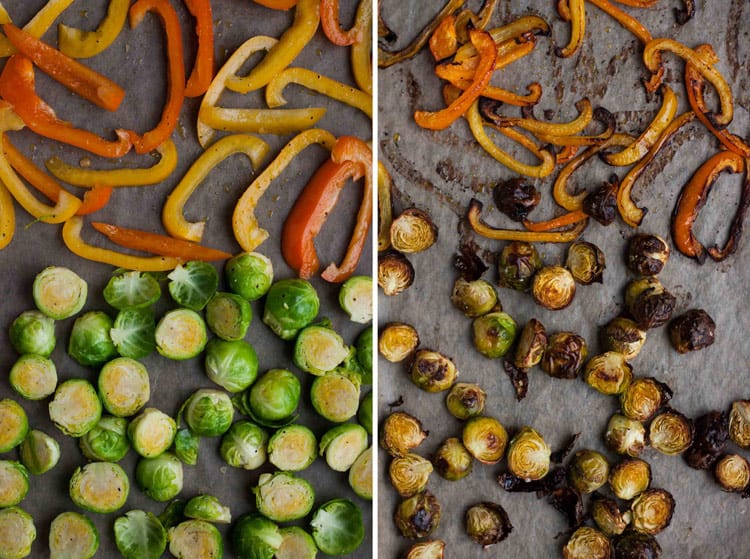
[128,408,177,458]
[253,471,315,522]
[155,309,207,360]
[49,512,99,559]
[433,437,473,481]
[389,453,433,498]
[113,510,167,559]
[311,499,364,555]
[204,338,258,393]
[110,308,156,359]
[70,461,129,513]
[245,368,300,427]
[293,325,350,376]
[349,447,372,499]
[465,501,513,547]
[173,429,200,466]
[566,241,606,285]
[338,275,373,323]
[472,311,517,358]
[184,495,231,524]
[382,411,428,458]
[451,277,498,318]
[568,449,610,494]
[104,270,161,310]
[205,292,252,341]
[168,520,223,559]
[98,357,150,417]
[358,391,373,435]
[135,452,183,502]
[268,425,317,471]
[409,349,458,393]
[445,382,486,420]
[232,514,283,559]
[583,352,633,395]
[220,420,268,470]
[394,491,440,539]
[68,311,117,367]
[158,499,186,530]
[79,416,130,462]
[225,252,274,301]
[262,278,320,340]
[355,327,373,384]
[462,416,508,465]
[9,354,57,401]
[33,266,87,319]
[0,461,29,508]
[590,496,629,536]
[311,371,361,423]
[9,310,56,357]
[276,527,318,559]
[167,261,218,311]
[320,423,369,472]
[0,507,35,559]
[20,429,60,474]
[182,389,234,437]
[0,399,29,452]
[48,379,102,437]
[498,241,542,291]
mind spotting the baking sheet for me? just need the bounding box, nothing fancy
[0,1,372,558]
[378,0,750,557]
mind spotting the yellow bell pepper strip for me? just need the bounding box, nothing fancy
[533,107,616,146]
[350,0,372,95]
[0,0,75,58]
[62,216,181,271]
[486,98,594,137]
[587,0,653,45]
[58,0,130,59]
[556,0,584,58]
[45,140,178,188]
[0,55,132,157]
[454,0,498,44]
[126,0,185,154]
[91,222,232,261]
[265,67,373,119]
[183,0,214,97]
[233,128,336,252]
[163,134,270,242]
[377,160,393,252]
[453,15,550,62]
[429,15,458,61]
[0,178,13,249]
[436,36,536,80]
[200,106,327,136]
[321,0,363,46]
[523,209,588,232]
[226,0,320,94]
[3,23,125,112]
[253,0,298,8]
[612,0,659,6]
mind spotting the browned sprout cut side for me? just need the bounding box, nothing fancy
[667,309,716,353]
[394,491,441,539]
[566,241,606,285]
[613,532,662,559]
[498,241,543,291]
[404,540,445,559]
[378,253,415,296]
[562,526,613,559]
[599,317,647,361]
[683,410,728,470]
[465,502,513,547]
[568,450,610,494]
[583,352,633,395]
[649,410,693,456]
[445,383,486,420]
[626,234,670,276]
[619,377,671,422]
[389,453,433,498]
[541,332,587,379]
[462,416,508,465]
[630,488,675,535]
[624,277,675,330]
[409,350,458,393]
[532,266,576,310]
[432,438,473,481]
[605,414,646,457]
[714,453,750,493]
[382,412,428,458]
[514,318,547,369]
[390,208,438,254]
[506,426,550,481]
[728,400,750,449]
[450,278,498,318]
[609,458,651,501]
[591,496,629,536]
[379,322,419,363]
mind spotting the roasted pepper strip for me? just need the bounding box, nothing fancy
[436,36,536,80]
[377,160,393,252]
[321,0,363,46]
[672,151,745,263]
[453,15,550,61]
[58,0,130,59]
[523,209,587,232]
[164,134,269,242]
[0,0,75,58]
[429,15,458,61]
[3,23,125,112]
[612,0,659,7]
[183,0,214,97]
[253,0,298,8]
[532,107,615,146]
[350,0,372,95]
[233,128,336,252]
[0,178,13,249]
[0,55,131,157]
[127,0,185,154]
[91,221,232,261]
[486,98,594,137]
[454,0,498,44]
[556,0,585,58]
[587,0,653,45]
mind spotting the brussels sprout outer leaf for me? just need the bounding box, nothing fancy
[311,498,364,555]
[104,271,161,310]
[110,308,156,359]
[174,429,200,465]
[167,261,219,311]
[114,510,167,559]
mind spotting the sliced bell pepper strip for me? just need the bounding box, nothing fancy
[233,128,336,252]
[226,0,320,93]
[555,144,580,165]
[0,178,13,249]
[454,0,498,44]
[62,216,181,271]
[199,106,327,136]
[0,54,131,157]
[429,15,458,61]
[556,0,585,58]
[587,0,653,45]
[126,0,185,154]
[3,23,125,112]
[0,0,75,58]
[76,186,114,215]
[253,0,298,8]
[321,0,363,46]
[350,0,372,95]
[439,70,543,106]
[523,209,588,232]
[533,107,616,146]
[0,4,9,25]
[91,221,232,261]
[183,0,214,97]
[58,0,130,59]
[453,15,549,61]
[436,36,536,79]
[485,98,594,137]
[377,160,393,252]
[612,0,659,6]
[163,134,270,242]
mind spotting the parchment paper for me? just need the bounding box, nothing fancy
[0,1,371,558]
[378,1,750,557]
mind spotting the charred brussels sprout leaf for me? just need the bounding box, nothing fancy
[583,352,633,395]
[683,410,728,470]
[379,322,419,363]
[582,175,618,226]
[389,453,433,497]
[465,501,513,547]
[626,234,670,276]
[566,241,606,285]
[605,414,646,457]
[395,491,441,539]
[549,486,584,529]
[409,349,458,392]
[225,252,273,301]
[451,277,498,318]
[104,271,161,310]
[562,526,612,559]
[378,252,415,296]
[382,411,428,457]
[541,332,587,379]
[472,312,517,359]
[167,261,219,311]
[613,532,661,559]
[9,310,56,357]
[668,309,716,353]
[432,437,473,481]
[310,499,364,555]
[114,510,167,559]
[493,178,540,222]
[445,382,486,420]
[498,241,542,291]
[262,279,320,340]
[532,265,576,310]
[390,208,438,253]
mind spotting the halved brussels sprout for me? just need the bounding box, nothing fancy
[568,450,609,494]
[472,312,517,359]
[167,261,218,311]
[684,410,729,470]
[532,265,576,310]
[311,371,361,423]
[462,416,508,465]
[378,252,415,296]
[182,389,234,438]
[204,338,258,393]
[624,277,675,329]
[583,352,633,395]
[451,277,497,318]
[395,492,441,539]
[605,414,646,457]
[493,177,540,221]
[155,309,207,360]
[390,208,438,253]
[612,532,661,558]
[114,510,167,559]
[382,411,428,457]
[311,499,364,555]
[465,502,513,547]
[562,526,612,559]
[277,527,318,559]
[514,318,547,369]
[262,279,320,340]
[9,310,56,357]
[254,471,315,522]
[220,420,268,470]
[49,379,102,437]
[246,369,300,427]
[184,494,231,524]
[389,453,433,497]
[0,507,35,559]
[619,377,671,422]
[206,292,252,341]
[507,426,550,480]
[356,327,373,384]
[49,511,98,559]
[225,252,274,301]
[20,429,60,474]
[33,266,87,319]
[232,514,282,559]
[626,233,670,276]
[9,355,57,401]
[405,540,445,559]
[714,454,750,492]
[609,458,651,500]
[729,400,750,449]
[590,496,629,536]
[110,308,156,359]
[0,399,29,452]
[268,425,317,471]
[498,241,542,291]
[68,311,117,367]
[104,271,161,310]
[294,325,350,376]
[410,349,458,392]
[433,437,473,481]
[339,275,373,323]
[349,447,372,499]
[566,241,606,285]
[70,461,129,513]
[445,382,486,420]
[135,452,183,502]
[379,322,419,363]
[320,423,369,472]
[541,332,587,379]
[649,410,693,455]
[599,317,647,361]
[79,415,130,462]
[98,357,150,417]
[128,408,177,458]
[0,461,28,508]
[168,520,223,559]
[630,488,674,535]
[668,308,716,353]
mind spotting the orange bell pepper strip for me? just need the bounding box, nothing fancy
[587,0,653,45]
[321,0,362,46]
[2,23,125,112]
[556,0,585,58]
[183,0,214,97]
[0,0,75,58]
[523,209,588,232]
[76,186,114,215]
[253,0,298,8]
[429,15,458,61]
[126,0,185,154]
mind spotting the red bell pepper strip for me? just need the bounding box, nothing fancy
[253,0,298,9]
[2,23,125,112]
[0,55,132,158]
[320,0,362,46]
[127,0,186,154]
[183,0,214,97]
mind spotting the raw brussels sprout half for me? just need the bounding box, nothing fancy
[204,338,258,393]
[79,416,130,462]
[349,447,373,499]
[167,261,219,311]
[0,461,29,508]
[232,514,283,559]
[49,511,99,559]
[0,399,29,453]
[358,391,373,435]
[182,389,234,437]
[70,461,130,513]
[135,452,183,502]
[320,423,369,472]
[9,310,56,357]
[253,471,315,522]
[220,420,268,470]
[9,354,57,401]
[225,252,273,301]
[356,327,373,383]
[168,520,223,559]
[0,507,36,559]
[98,357,150,417]
[20,429,60,474]
[33,266,87,319]
[128,408,177,458]
[338,275,373,323]
[104,271,161,310]
[110,308,156,359]
[310,371,361,423]
[205,292,252,341]
[114,510,167,559]
[155,309,208,360]
[262,278,320,340]
[68,311,117,367]
[293,325,350,376]
[310,499,364,556]
[184,495,231,524]
[268,425,317,471]
[277,526,318,559]
[245,368,301,427]
[49,379,102,437]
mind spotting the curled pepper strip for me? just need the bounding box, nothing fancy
[0,178,13,249]
[350,0,372,95]
[436,36,536,80]
[454,15,550,61]
[183,0,214,97]
[76,186,114,216]
[454,0,498,44]
[0,0,75,58]
[377,160,393,252]
[199,106,327,136]
[58,0,130,59]
[672,151,746,263]
[587,0,653,45]
[556,0,585,58]
[486,98,594,137]
[534,107,616,146]
[233,128,336,252]
[163,134,270,243]
[429,15,458,61]
[612,0,659,7]
[523,209,587,232]
[321,0,363,46]
[253,0,298,9]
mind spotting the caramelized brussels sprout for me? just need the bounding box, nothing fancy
[433,438,473,481]
[378,252,415,296]
[445,382,486,420]
[532,265,576,310]
[382,411,428,457]
[9,355,57,401]
[613,532,661,559]
[498,241,542,291]
[389,453,433,497]
[514,318,547,369]
[626,234,670,276]
[619,377,671,422]
[395,491,441,539]
[493,177,540,222]
[409,349,458,392]
[566,241,606,285]
[541,332,587,379]
[20,429,61,474]
[379,322,419,363]
[714,453,750,492]
[683,410,728,470]
[0,399,28,453]
[630,488,674,535]
[609,458,651,500]
[404,540,445,559]
[463,416,508,465]
[668,309,715,353]
[225,252,273,301]
[605,414,646,457]
[728,400,750,449]
[649,410,693,455]
[568,450,610,494]
[582,175,618,225]
[390,208,438,253]
[562,526,613,559]
[600,317,647,361]
[465,502,513,547]
[583,352,633,395]
[451,277,498,317]
[472,312,517,359]
[591,496,629,536]
[624,277,675,329]
[507,426,550,481]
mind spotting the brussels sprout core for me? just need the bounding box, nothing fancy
[9,310,56,357]
[49,379,102,437]
[532,265,576,310]
[0,399,29,453]
[254,472,315,522]
[20,429,61,474]
[382,411,428,457]
[609,458,651,500]
[225,252,273,301]
[410,349,458,392]
[70,462,130,513]
[389,453,433,498]
[506,426,550,481]
[379,322,419,362]
[155,309,208,360]
[462,416,508,465]
[98,357,150,417]
[562,526,612,559]
[33,266,87,319]
[395,491,440,539]
[49,511,99,559]
[465,501,513,547]
[0,507,36,559]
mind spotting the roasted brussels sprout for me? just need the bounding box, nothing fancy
[605,414,646,457]
[311,499,364,555]
[339,275,373,323]
[568,450,610,494]
[433,437,473,481]
[668,309,715,353]
[624,277,675,329]
[451,277,498,317]
[714,453,750,492]
[114,509,167,559]
[79,416,130,463]
[462,416,508,464]
[294,325,350,376]
[390,208,438,253]
[128,408,177,458]
[232,514,282,559]
[246,368,300,427]
[683,410,728,470]
[379,322,419,362]
[155,309,207,360]
[532,265,576,310]
[69,311,117,367]
[168,520,223,559]
[389,453,433,497]
[626,234,670,276]
[507,426,550,481]
[311,371,361,423]
[225,252,273,301]
[563,526,612,559]
[205,292,252,341]
[276,527,318,559]
[493,177,540,222]
[268,425,317,471]
[262,278,319,340]
[9,354,57,401]
[514,318,547,369]
[220,420,268,470]
[254,471,314,522]
[619,377,671,422]
[410,349,458,392]
[204,338,258,393]
[591,496,629,536]
[566,241,606,285]
[358,391,373,434]
[600,317,647,361]
[0,507,35,559]
[0,399,28,453]
[649,410,693,455]
[613,532,661,559]
[9,310,56,357]
[167,261,218,311]
[49,379,102,437]
[446,382,486,420]
[320,423,368,472]
[349,446,372,499]
[32,266,87,319]
[582,175,618,225]
[135,452,183,502]
[70,461,130,513]
[472,311,517,359]
[110,308,156,359]
[465,501,513,547]
[104,271,161,310]
[541,332,587,379]
[395,491,441,539]
[609,458,651,500]
[382,411,428,457]
[356,327,373,384]
[498,241,542,291]
[0,461,28,508]
[404,540,445,559]
[583,352,633,395]
[728,400,750,449]
[378,252,415,295]
[182,389,234,437]
[20,429,60,474]
[630,488,674,535]
[49,511,99,559]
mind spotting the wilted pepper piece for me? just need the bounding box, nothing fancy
[613,532,661,559]
[624,277,676,329]
[465,502,513,547]
[668,309,715,354]
[493,178,541,222]
[541,332,587,379]
[562,526,612,559]
[532,266,576,310]
[626,234,670,276]
[498,241,543,291]
[395,490,441,539]
[378,252,415,296]
[549,486,584,529]
[683,410,728,470]
[566,241,606,284]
